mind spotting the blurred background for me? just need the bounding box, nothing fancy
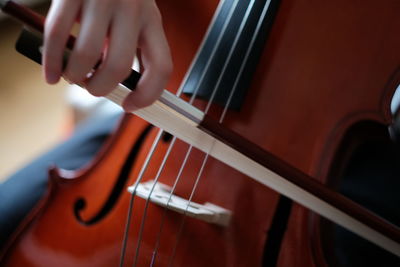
[0,1,120,182]
[0,1,68,182]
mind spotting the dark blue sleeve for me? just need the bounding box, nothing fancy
[0,113,122,246]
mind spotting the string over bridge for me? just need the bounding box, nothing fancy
[128,180,232,227]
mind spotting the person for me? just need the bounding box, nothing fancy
[1,0,171,247]
[43,0,173,112]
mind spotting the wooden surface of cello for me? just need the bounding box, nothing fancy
[1,0,400,266]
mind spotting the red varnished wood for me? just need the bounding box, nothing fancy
[1,0,399,266]
[199,114,400,243]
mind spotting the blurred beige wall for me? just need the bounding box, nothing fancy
[0,13,69,182]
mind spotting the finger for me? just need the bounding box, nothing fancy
[64,0,113,84]
[122,6,173,111]
[43,0,81,84]
[85,2,139,97]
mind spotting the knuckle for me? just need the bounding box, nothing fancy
[106,61,131,80]
[152,6,162,22]
[140,90,162,108]
[146,3,162,23]
[74,50,99,66]
[147,92,161,105]
[64,67,88,85]
[132,0,145,7]
[155,59,173,80]
[64,71,85,85]
[162,59,174,77]
[97,0,110,4]
[98,0,114,10]
[86,85,107,97]
[120,0,140,11]
[137,96,156,108]
[45,24,63,42]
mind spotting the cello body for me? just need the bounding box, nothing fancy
[1,0,400,266]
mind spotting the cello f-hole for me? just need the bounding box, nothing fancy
[73,125,153,225]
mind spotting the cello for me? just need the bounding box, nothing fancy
[0,0,400,266]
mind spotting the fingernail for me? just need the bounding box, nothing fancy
[122,97,138,112]
[124,103,139,113]
[46,72,59,84]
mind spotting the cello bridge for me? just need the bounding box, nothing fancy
[127,180,231,227]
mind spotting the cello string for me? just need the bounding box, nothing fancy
[174,0,231,97]
[119,129,165,266]
[119,184,136,267]
[131,136,179,266]
[149,0,257,264]
[150,145,195,266]
[187,0,241,105]
[166,1,272,265]
[128,0,241,265]
[220,0,272,122]
[149,0,257,263]
[127,0,268,263]
[121,0,239,263]
[167,153,211,267]
[204,0,256,114]
[119,0,235,254]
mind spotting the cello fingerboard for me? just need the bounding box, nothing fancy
[181,0,280,110]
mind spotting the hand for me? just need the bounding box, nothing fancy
[43,0,173,111]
